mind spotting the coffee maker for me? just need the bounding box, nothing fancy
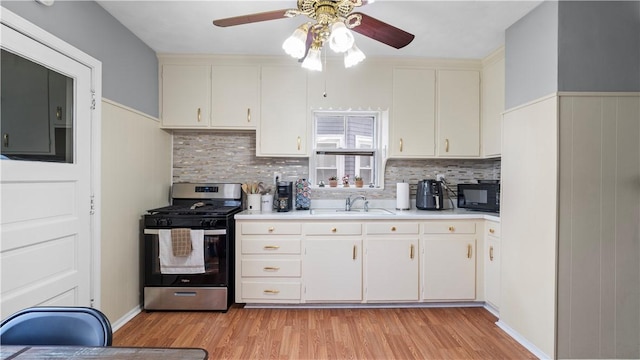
[275,181,293,212]
[416,179,444,210]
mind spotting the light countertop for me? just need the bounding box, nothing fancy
[235,208,500,222]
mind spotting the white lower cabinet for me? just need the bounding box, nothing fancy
[365,222,420,301]
[422,221,477,301]
[303,222,363,302]
[484,221,501,310]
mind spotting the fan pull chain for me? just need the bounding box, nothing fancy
[323,47,328,97]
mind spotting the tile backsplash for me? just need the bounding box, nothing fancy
[173,131,500,199]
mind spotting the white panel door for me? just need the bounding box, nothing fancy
[1,24,93,318]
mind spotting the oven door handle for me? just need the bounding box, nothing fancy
[144,229,226,235]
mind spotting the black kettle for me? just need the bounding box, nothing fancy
[416,179,444,210]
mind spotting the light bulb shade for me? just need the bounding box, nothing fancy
[282,26,308,59]
[329,22,355,53]
[344,43,366,68]
[301,47,323,71]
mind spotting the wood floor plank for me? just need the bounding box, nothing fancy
[113,305,536,359]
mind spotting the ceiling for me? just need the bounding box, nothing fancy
[96,0,542,60]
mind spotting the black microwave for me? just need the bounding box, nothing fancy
[457,182,500,213]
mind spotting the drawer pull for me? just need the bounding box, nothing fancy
[263,289,280,295]
[410,244,415,259]
[489,228,495,234]
[268,227,275,233]
[448,226,455,232]
[263,245,280,250]
[489,246,494,261]
[467,244,472,259]
[331,227,337,233]
[263,266,280,271]
[391,226,397,232]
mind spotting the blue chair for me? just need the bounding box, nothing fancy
[0,306,113,346]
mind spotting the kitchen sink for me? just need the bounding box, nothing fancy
[310,208,395,215]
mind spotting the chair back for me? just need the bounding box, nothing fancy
[0,306,113,346]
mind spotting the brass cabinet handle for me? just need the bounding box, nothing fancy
[467,244,472,259]
[445,138,450,152]
[56,106,62,121]
[263,266,280,271]
[391,226,397,232]
[489,246,494,261]
[2,133,8,148]
[197,107,202,122]
[489,228,495,234]
[247,108,251,123]
[410,244,415,259]
[353,245,357,260]
[263,245,280,250]
[331,227,337,233]
[268,227,274,233]
[448,226,455,232]
[297,136,301,151]
[399,138,403,152]
[263,289,280,294]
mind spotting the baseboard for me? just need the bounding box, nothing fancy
[496,320,549,359]
[110,305,142,332]
[243,302,485,309]
[483,303,499,317]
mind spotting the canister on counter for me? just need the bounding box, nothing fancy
[295,178,311,210]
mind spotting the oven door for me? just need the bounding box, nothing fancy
[143,228,228,287]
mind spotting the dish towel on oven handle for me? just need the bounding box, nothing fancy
[158,229,205,274]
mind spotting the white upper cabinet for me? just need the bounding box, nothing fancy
[211,65,259,129]
[390,68,436,157]
[161,64,211,128]
[258,65,308,157]
[436,70,481,157]
[481,49,505,157]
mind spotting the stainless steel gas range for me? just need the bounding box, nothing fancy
[142,183,242,311]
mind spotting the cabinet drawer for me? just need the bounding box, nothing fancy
[241,222,301,235]
[485,221,501,238]
[366,222,419,235]
[304,223,361,235]
[423,221,476,234]
[242,239,300,254]
[241,280,301,300]
[241,259,301,277]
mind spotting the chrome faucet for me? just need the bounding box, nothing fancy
[345,195,367,211]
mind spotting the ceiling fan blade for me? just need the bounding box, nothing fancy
[350,12,415,49]
[212,9,290,27]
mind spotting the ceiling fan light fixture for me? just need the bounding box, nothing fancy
[328,21,354,53]
[344,43,366,68]
[282,24,309,59]
[301,46,323,71]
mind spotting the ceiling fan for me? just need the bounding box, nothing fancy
[212,0,415,71]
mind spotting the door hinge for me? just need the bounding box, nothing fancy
[90,90,96,110]
[90,195,95,215]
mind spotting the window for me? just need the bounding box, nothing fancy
[311,111,385,188]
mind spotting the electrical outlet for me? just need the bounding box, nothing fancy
[273,172,282,185]
[436,173,445,181]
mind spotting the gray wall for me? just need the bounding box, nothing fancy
[558,1,640,92]
[505,1,559,109]
[2,1,158,117]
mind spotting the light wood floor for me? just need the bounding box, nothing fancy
[113,305,536,359]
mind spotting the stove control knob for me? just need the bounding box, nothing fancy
[156,218,167,226]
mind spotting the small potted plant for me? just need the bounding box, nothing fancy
[354,175,364,188]
[342,175,350,187]
[328,176,338,187]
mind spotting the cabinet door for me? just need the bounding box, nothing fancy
[437,70,480,157]
[211,65,259,129]
[258,66,307,157]
[303,238,362,301]
[366,238,419,301]
[161,64,211,128]
[423,236,476,300]
[390,68,436,157]
[485,235,500,309]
